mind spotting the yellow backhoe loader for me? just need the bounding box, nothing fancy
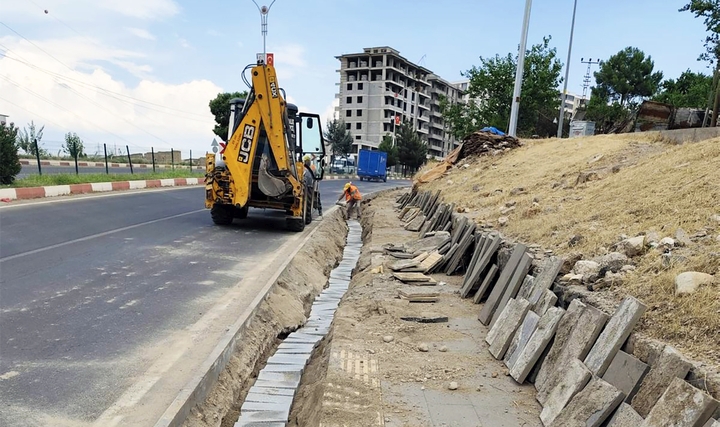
[204,56,326,232]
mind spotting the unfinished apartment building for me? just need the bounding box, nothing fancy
[334,46,460,159]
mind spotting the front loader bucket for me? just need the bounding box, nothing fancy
[258,154,290,197]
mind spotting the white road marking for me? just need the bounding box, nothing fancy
[0,209,205,263]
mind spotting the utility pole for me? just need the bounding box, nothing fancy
[252,0,276,61]
[580,58,600,105]
[508,0,533,137]
[557,0,578,139]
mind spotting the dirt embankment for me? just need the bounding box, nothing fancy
[415,132,720,389]
[181,211,348,427]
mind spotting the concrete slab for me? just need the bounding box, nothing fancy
[706,420,720,427]
[602,350,649,403]
[504,311,540,370]
[607,403,644,427]
[265,354,310,366]
[252,379,301,390]
[534,299,587,402]
[249,386,297,396]
[641,377,719,427]
[461,234,501,298]
[490,253,534,327]
[549,378,624,427]
[528,256,563,305]
[631,345,693,417]
[540,358,592,426]
[478,243,527,325]
[262,364,304,374]
[234,420,286,427]
[517,275,536,300]
[257,370,302,384]
[584,296,647,377]
[240,400,291,416]
[536,303,608,403]
[531,288,558,316]
[234,409,288,424]
[486,298,532,360]
[509,306,565,384]
[472,264,498,304]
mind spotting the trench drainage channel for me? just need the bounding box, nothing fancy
[233,219,362,426]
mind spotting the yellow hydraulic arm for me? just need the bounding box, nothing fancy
[222,62,302,208]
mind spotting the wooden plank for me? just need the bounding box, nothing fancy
[419,252,444,272]
[473,264,499,304]
[478,244,528,325]
[490,253,534,327]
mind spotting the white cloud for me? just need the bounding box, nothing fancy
[321,98,339,126]
[179,38,191,49]
[269,43,307,81]
[0,36,221,155]
[207,29,221,37]
[126,27,156,41]
[99,0,180,20]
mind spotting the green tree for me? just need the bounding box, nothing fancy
[585,86,630,134]
[16,121,47,157]
[653,70,713,107]
[377,134,399,167]
[592,47,663,106]
[680,1,720,64]
[396,121,427,173]
[0,122,21,184]
[441,36,563,138]
[209,91,249,142]
[680,1,720,125]
[324,118,353,159]
[63,132,85,159]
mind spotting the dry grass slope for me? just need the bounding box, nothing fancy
[418,132,720,364]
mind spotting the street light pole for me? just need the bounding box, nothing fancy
[557,0,578,138]
[508,0,533,137]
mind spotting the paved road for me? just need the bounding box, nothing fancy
[0,179,407,426]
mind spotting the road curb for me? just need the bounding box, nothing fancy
[0,178,204,202]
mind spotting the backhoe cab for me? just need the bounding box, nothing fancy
[204,58,326,232]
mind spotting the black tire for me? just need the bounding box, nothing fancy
[233,205,249,219]
[287,217,305,232]
[211,204,233,225]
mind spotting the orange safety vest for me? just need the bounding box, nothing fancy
[345,185,362,202]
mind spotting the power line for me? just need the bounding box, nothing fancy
[0,44,210,119]
[0,75,144,150]
[0,21,75,73]
[0,28,174,149]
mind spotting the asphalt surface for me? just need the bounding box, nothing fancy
[0,179,407,426]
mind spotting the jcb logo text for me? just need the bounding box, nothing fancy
[238,124,255,163]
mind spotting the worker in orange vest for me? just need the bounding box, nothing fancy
[337,182,362,220]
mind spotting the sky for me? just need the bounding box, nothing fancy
[0,0,710,158]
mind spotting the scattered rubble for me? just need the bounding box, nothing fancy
[674,271,715,295]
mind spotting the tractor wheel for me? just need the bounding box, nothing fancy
[211,204,234,225]
[233,205,249,219]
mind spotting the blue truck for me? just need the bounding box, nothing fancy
[357,149,388,182]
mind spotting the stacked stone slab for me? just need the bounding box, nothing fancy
[393,189,720,427]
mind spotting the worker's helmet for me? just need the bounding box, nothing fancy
[302,154,312,162]
[344,183,351,191]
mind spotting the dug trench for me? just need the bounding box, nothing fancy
[180,208,349,427]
